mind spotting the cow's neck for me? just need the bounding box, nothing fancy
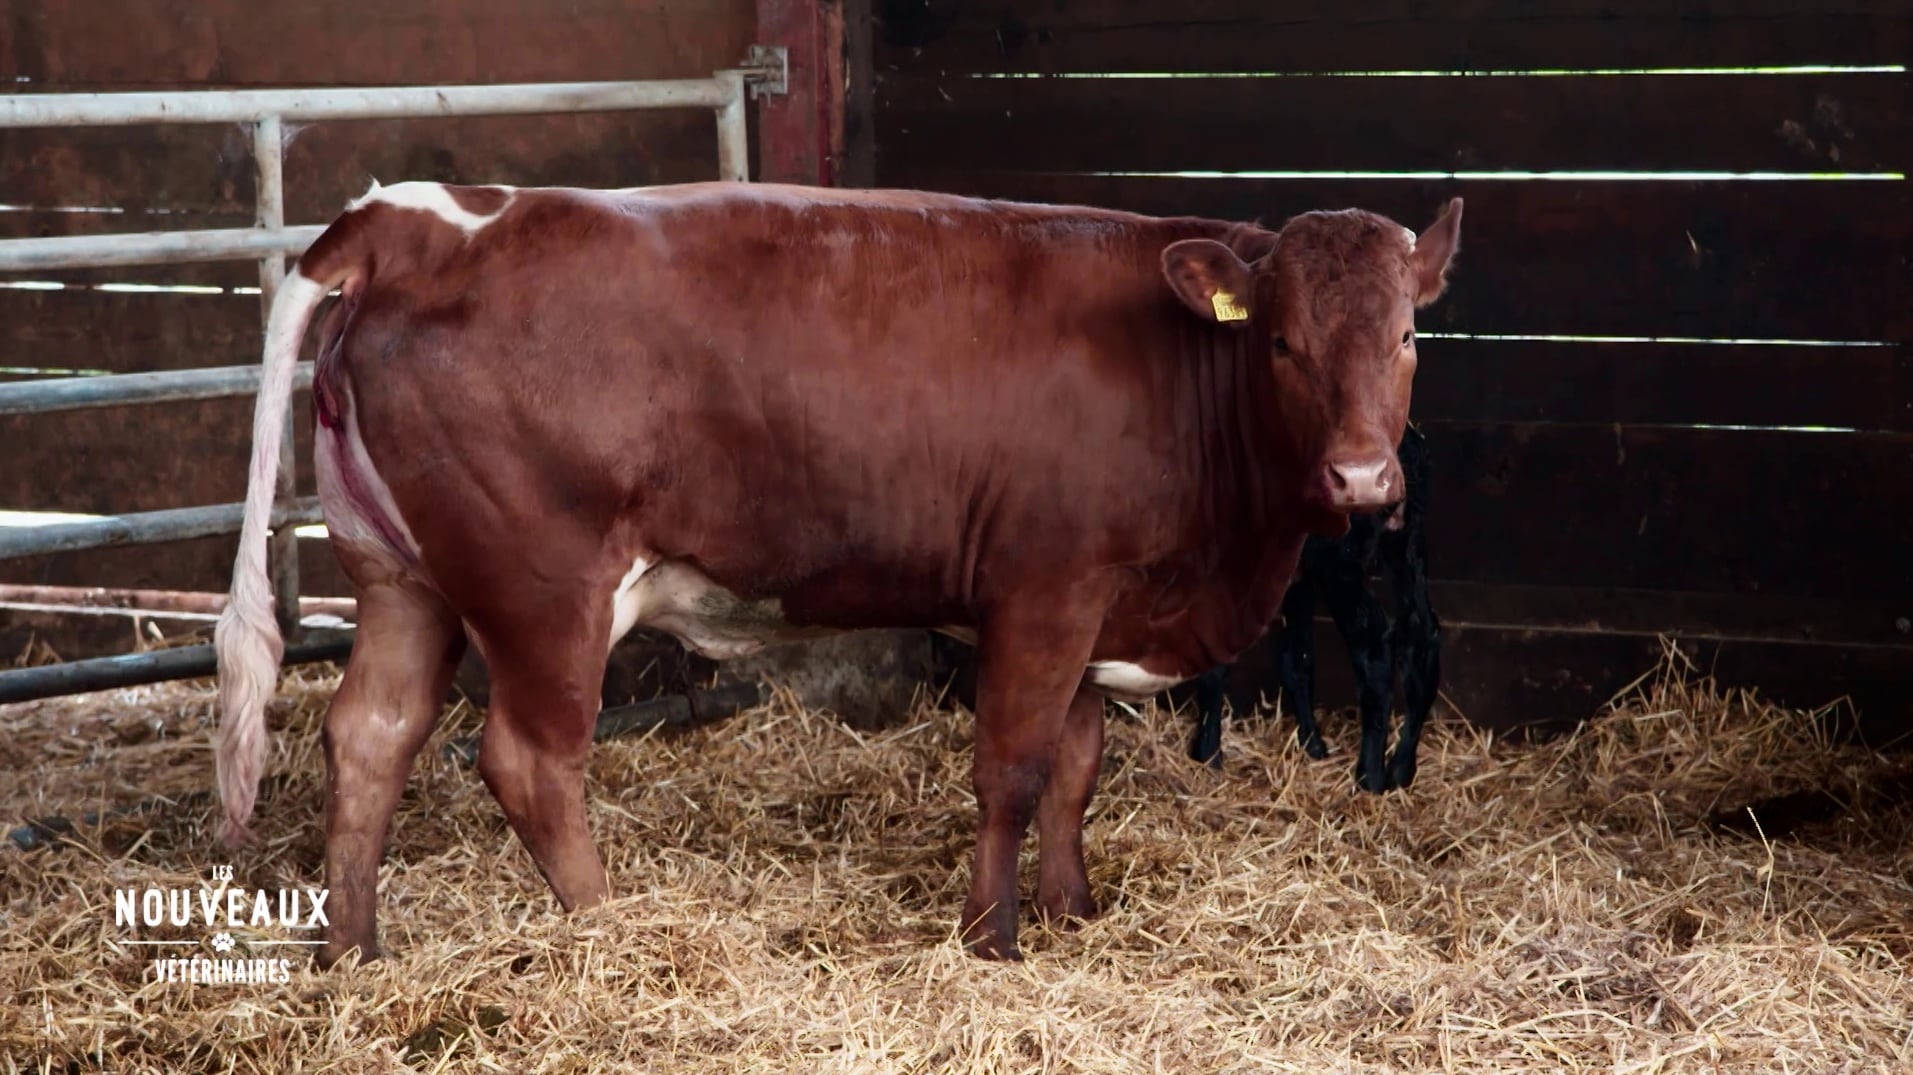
[1162,309,1314,660]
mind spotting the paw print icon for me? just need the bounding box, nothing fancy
[210,932,237,954]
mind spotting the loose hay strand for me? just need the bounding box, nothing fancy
[1,648,1909,1073]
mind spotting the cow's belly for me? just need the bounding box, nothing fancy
[935,627,1188,702]
[1086,661,1187,701]
[613,566,1192,703]
[610,558,834,658]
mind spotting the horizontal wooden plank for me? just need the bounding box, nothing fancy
[875,0,1913,73]
[865,174,1913,340]
[0,124,248,219]
[1412,339,1910,432]
[0,208,255,246]
[1210,622,1910,743]
[6,0,752,87]
[1416,422,1913,603]
[877,72,1907,174]
[0,392,317,515]
[0,111,731,223]
[1425,581,1913,648]
[0,290,263,374]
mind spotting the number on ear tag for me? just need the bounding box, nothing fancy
[1211,290,1249,322]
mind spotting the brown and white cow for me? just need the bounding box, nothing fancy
[215,181,1460,963]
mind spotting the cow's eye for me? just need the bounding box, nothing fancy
[1274,336,1292,356]
[1401,329,1414,348]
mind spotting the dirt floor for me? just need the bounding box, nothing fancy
[1,651,1909,1074]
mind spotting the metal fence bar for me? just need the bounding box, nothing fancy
[0,629,356,706]
[0,68,770,699]
[0,226,324,272]
[0,79,735,127]
[0,498,323,561]
[0,583,355,620]
[0,363,316,416]
[715,71,750,183]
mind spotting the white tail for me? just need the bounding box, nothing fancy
[213,270,332,845]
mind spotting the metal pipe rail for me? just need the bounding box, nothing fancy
[0,583,355,621]
[0,363,315,416]
[0,628,357,706]
[0,76,761,273]
[0,65,772,697]
[0,79,739,127]
[0,226,326,273]
[0,498,324,561]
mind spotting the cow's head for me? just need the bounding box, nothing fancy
[1160,199,1462,519]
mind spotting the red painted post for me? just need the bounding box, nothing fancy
[754,0,845,186]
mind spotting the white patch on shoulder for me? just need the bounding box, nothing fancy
[1087,660,1183,701]
[1402,225,1418,249]
[346,179,514,236]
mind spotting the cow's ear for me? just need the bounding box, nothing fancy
[1161,239,1257,327]
[1411,197,1463,307]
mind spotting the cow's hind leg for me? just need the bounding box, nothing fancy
[319,564,464,968]
[1036,686,1105,925]
[963,593,1105,960]
[470,611,613,914]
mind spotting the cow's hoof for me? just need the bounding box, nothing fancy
[1386,753,1418,791]
[315,939,376,970]
[961,904,1024,961]
[1300,734,1330,760]
[1353,761,1389,795]
[965,933,1024,961]
[1036,886,1097,928]
[1189,732,1223,769]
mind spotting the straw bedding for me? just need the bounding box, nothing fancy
[2,646,1908,1073]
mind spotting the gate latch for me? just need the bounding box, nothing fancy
[742,45,789,99]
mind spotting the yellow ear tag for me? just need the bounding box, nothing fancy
[1211,290,1249,322]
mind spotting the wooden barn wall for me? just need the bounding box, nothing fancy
[0,0,756,659]
[866,1,1913,735]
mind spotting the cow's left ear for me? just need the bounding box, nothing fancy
[1161,239,1257,326]
[1410,197,1463,307]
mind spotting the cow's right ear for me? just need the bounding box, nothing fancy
[1161,239,1257,327]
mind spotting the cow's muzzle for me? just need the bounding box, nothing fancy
[1320,454,1403,512]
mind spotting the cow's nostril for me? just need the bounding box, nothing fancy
[1324,459,1394,506]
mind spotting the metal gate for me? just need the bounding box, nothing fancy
[0,56,786,702]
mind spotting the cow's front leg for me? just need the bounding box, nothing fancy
[1275,577,1328,759]
[1386,521,1441,791]
[1319,554,1393,794]
[962,593,1105,961]
[1186,666,1227,768]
